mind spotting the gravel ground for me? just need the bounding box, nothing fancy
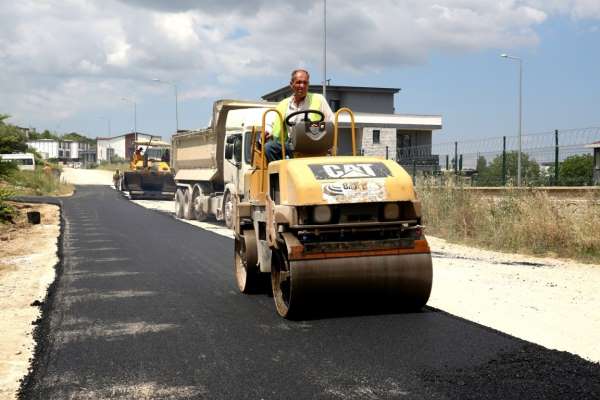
[0,204,59,400]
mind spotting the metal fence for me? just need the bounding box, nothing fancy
[391,127,600,186]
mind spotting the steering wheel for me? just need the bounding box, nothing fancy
[285,109,324,127]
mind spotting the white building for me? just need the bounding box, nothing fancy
[27,139,96,164]
[96,132,161,162]
[27,139,59,159]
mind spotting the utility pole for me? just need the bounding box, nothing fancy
[121,97,137,142]
[153,79,179,133]
[501,54,523,186]
[322,0,327,98]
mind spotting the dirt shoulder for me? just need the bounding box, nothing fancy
[427,236,600,363]
[0,167,118,399]
[0,203,59,400]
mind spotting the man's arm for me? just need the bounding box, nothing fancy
[264,112,274,141]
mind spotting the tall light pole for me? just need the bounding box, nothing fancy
[322,0,327,98]
[99,116,112,163]
[121,97,137,141]
[152,78,179,133]
[501,53,523,186]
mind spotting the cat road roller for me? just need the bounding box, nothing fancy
[232,107,432,318]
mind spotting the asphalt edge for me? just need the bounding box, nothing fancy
[13,197,65,400]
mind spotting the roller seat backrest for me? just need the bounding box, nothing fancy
[288,121,334,157]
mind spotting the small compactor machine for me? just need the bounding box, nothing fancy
[116,139,176,200]
[231,108,433,318]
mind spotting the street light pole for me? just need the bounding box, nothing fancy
[501,53,523,186]
[153,78,179,133]
[121,97,137,141]
[322,0,327,98]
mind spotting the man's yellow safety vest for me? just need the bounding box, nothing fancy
[272,93,322,141]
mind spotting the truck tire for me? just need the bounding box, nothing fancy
[183,189,194,220]
[223,190,233,229]
[193,185,207,222]
[235,229,260,293]
[175,188,184,218]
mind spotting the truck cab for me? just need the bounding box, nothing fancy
[171,100,276,227]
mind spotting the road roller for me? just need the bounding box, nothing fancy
[232,107,432,318]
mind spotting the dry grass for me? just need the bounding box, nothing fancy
[418,182,600,263]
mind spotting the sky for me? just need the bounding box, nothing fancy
[1,0,599,145]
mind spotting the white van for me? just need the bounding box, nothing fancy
[0,153,36,171]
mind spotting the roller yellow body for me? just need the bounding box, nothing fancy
[267,156,416,205]
[234,107,432,318]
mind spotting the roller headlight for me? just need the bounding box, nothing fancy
[313,205,332,224]
[383,203,400,220]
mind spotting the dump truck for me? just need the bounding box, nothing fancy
[170,100,276,227]
[233,107,433,318]
[116,139,176,200]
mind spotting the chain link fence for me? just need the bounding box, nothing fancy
[392,127,600,186]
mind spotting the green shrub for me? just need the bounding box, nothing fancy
[0,160,19,178]
[0,186,16,223]
[6,169,62,195]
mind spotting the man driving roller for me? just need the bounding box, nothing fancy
[265,69,333,162]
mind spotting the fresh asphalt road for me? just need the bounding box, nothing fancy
[21,186,600,399]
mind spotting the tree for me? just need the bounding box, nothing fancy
[28,129,60,140]
[558,154,593,186]
[476,155,487,173]
[0,114,28,154]
[62,132,95,144]
[477,151,540,186]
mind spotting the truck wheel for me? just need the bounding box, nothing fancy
[175,189,184,218]
[271,245,294,318]
[183,189,195,220]
[223,191,233,229]
[193,186,207,222]
[235,229,259,293]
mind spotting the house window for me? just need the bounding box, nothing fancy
[372,130,380,144]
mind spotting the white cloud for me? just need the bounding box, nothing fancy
[0,0,598,130]
[106,38,131,67]
[153,13,200,48]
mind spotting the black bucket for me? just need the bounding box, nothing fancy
[27,211,41,225]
